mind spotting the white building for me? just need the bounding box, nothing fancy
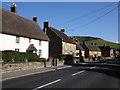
[0,4,49,59]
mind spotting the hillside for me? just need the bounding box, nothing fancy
[72,36,120,49]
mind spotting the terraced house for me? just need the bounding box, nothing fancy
[43,22,76,57]
[82,42,101,60]
[75,42,85,58]
[0,3,49,59]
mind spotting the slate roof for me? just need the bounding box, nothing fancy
[49,27,75,44]
[85,44,101,51]
[1,8,49,41]
[26,44,37,52]
[76,43,85,51]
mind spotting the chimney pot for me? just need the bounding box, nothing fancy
[61,29,65,33]
[33,16,38,22]
[11,3,17,13]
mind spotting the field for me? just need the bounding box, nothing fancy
[72,36,120,49]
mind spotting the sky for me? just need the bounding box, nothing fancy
[1,2,119,43]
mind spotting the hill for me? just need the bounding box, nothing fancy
[71,36,120,49]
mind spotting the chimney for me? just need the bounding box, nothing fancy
[11,3,17,13]
[83,42,86,45]
[70,37,73,39]
[33,16,38,22]
[104,44,106,47]
[75,39,78,42]
[61,29,65,33]
[44,22,50,29]
[43,22,50,34]
[91,43,94,45]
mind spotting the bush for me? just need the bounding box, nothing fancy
[2,50,41,63]
[38,58,46,62]
[98,56,104,59]
[59,54,74,61]
[59,54,74,64]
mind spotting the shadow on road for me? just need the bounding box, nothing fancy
[71,64,120,79]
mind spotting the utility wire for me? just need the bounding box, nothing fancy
[56,2,117,28]
[5,4,11,6]
[68,4,120,32]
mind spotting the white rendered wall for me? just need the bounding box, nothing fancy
[0,33,49,59]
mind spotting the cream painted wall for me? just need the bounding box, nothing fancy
[62,41,76,56]
[0,33,49,59]
[89,51,101,57]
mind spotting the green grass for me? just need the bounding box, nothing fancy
[72,36,120,49]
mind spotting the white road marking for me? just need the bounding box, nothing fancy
[72,70,85,76]
[33,79,61,90]
[90,66,96,69]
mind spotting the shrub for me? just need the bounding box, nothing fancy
[2,51,41,63]
[59,54,67,61]
[37,58,46,62]
[59,54,74,64]
[98,56,104,59]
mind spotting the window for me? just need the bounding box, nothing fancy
[39,40,41,46]
[15,48,19,52]
[29,38,31,43]
[39,49,42,57]
[16,36,20,43]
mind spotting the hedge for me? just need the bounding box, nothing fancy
[59,54,74,64]
[2,50,46,63]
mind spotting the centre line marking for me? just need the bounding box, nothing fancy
[72,70,85,76]
[33,79,61,90]
[90,66,96,69]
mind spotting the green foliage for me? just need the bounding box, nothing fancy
[2,50,42,63]
[59,54,74,64]
[98,56,104,59]
[38,58,46,62]
[72,36,120,49]
[59,54,74,61]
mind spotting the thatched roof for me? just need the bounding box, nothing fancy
[26,44,37,52]
[1,8,49,41]
[49,27,75,44]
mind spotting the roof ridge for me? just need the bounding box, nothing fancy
[2,8,38,25]
[49,27,75,44]
[49,27,62,40]
[2,8,49,41]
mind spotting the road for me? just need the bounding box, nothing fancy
[2,63,120,89]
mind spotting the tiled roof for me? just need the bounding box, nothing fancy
[85,44,101,51]
[49,27,75,44]
[76,43,85,51]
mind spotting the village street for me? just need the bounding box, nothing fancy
[2,59,120,89]
[1,2,120,90]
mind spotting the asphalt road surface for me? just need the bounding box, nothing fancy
[2,63,120,89]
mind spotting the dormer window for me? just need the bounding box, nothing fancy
[16,36,20,43]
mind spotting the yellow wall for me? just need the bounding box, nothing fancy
[81,51,85,57]
[62,41,76,56]
[89,51,101,57]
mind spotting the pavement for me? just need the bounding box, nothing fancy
[1,63,120,89]
[1,65,72,81]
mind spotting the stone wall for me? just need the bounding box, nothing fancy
[2,61,64,73]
